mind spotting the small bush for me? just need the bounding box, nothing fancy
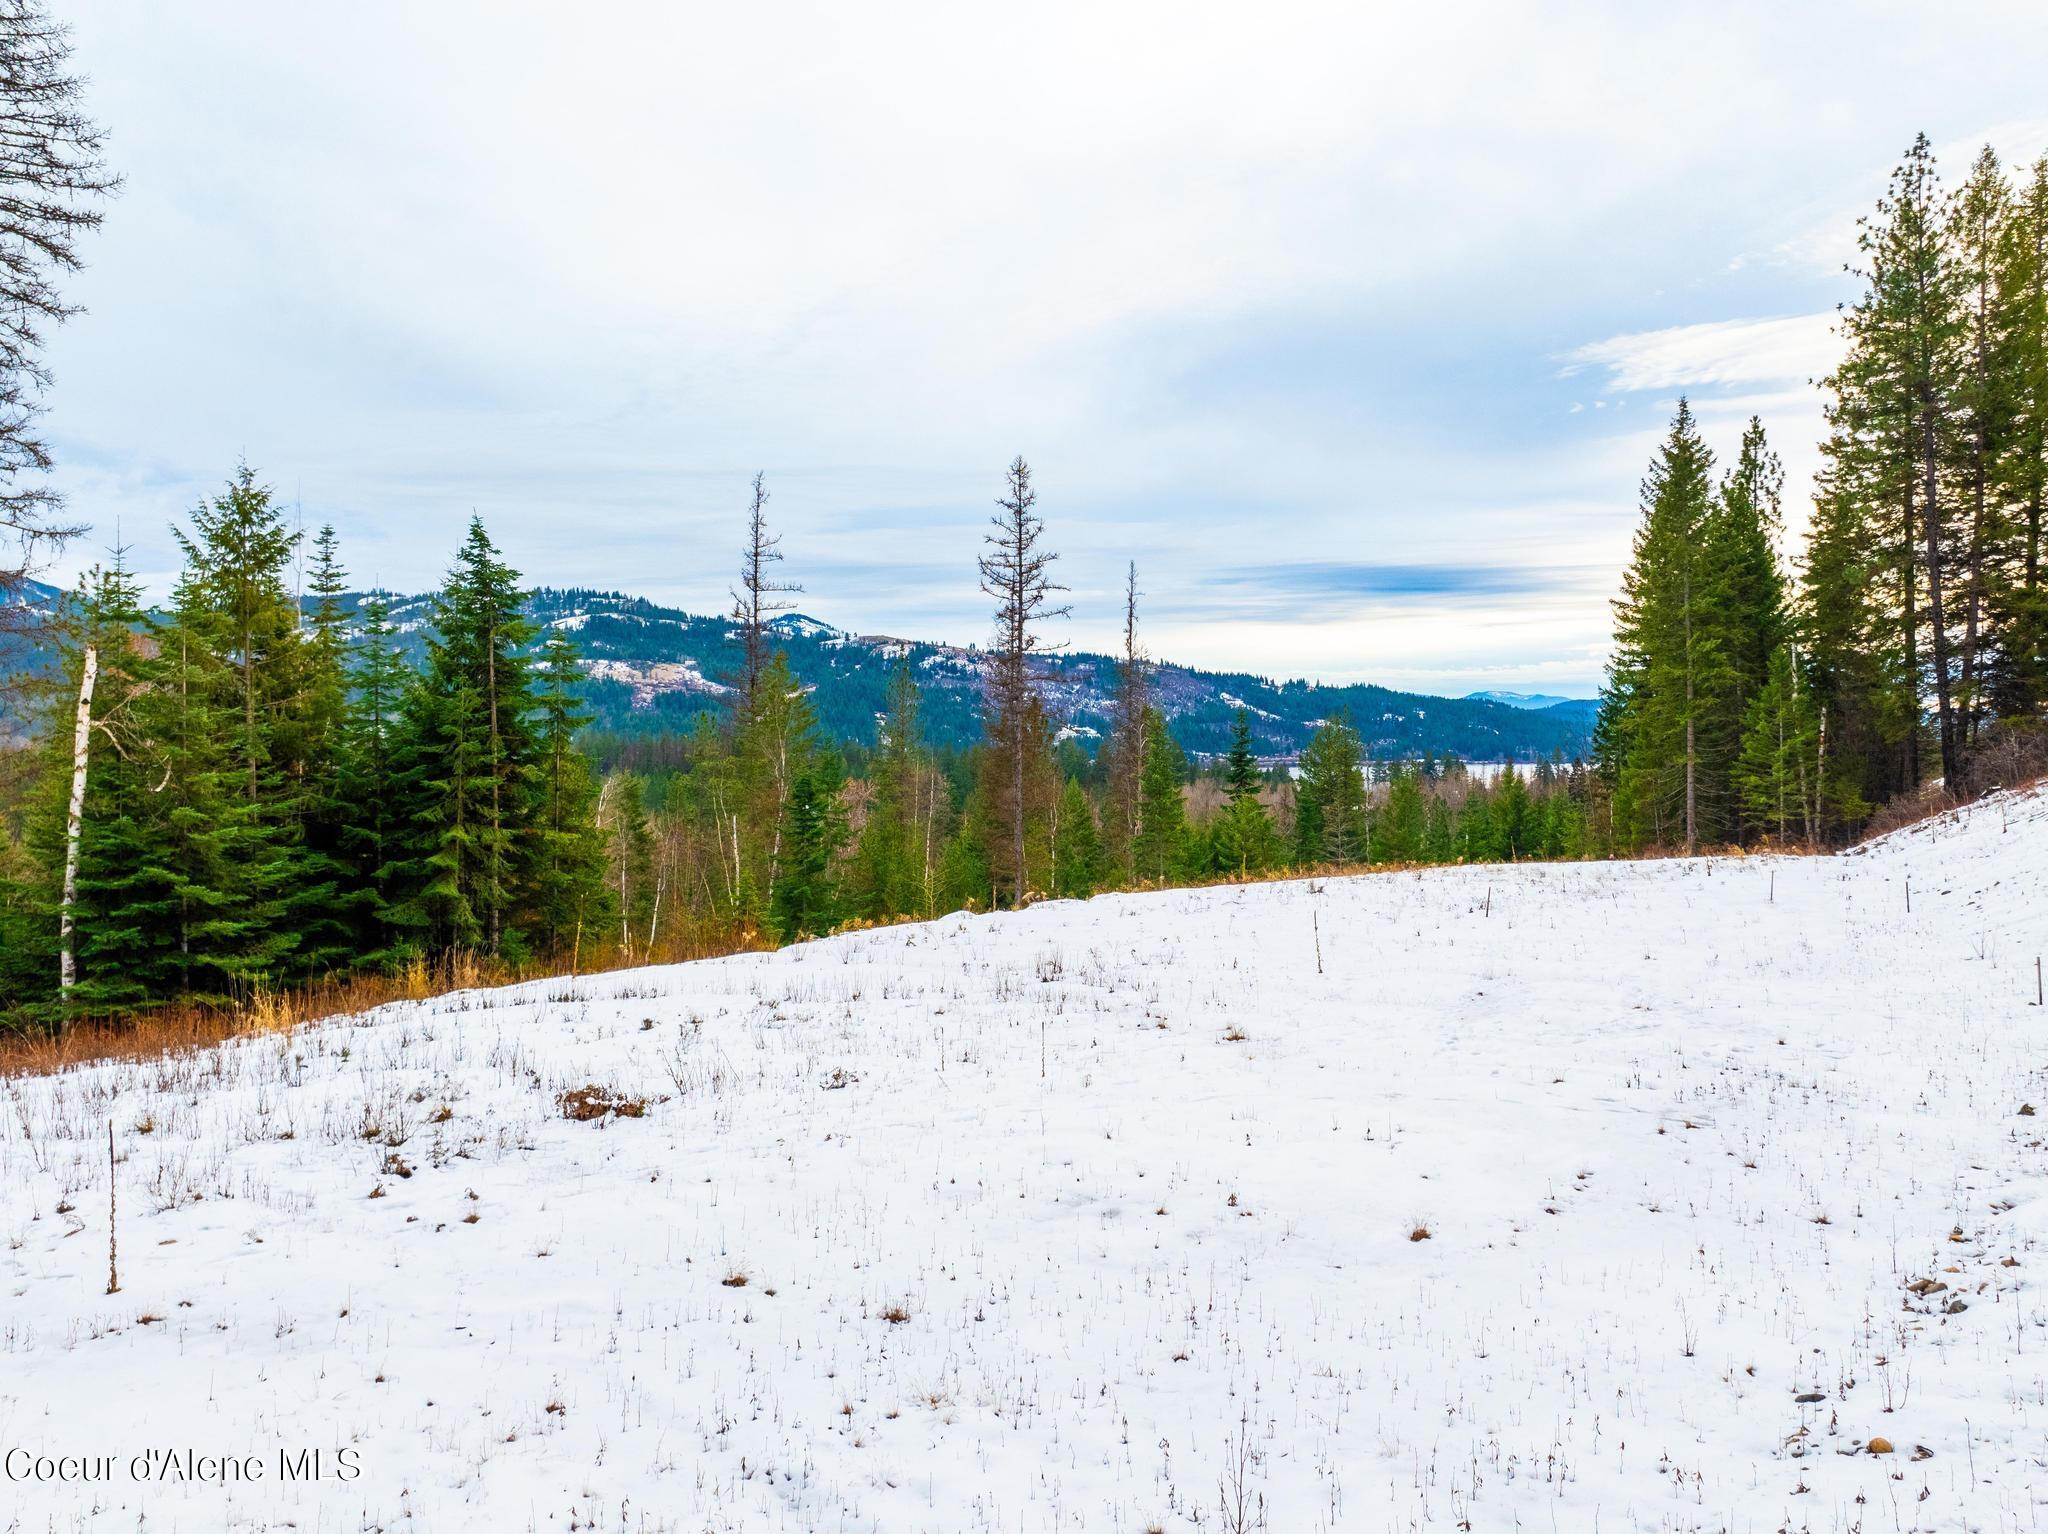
[557,1084,649,1122]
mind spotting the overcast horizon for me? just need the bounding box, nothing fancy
[32,1,2048,697]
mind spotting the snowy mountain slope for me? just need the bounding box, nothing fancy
[5,791,2048,1531]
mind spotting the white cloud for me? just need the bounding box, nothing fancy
[27,1,2048,693]
[1565,313,1842,395]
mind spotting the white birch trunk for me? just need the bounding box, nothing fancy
[60,645,100,1004]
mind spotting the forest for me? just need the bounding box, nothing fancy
[1599,135,2048,853]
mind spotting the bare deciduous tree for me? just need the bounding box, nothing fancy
[0,0,119,668]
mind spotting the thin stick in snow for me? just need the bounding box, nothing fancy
[105,1122,119,1296]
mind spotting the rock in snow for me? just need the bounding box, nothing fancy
[4,787,2048,1530]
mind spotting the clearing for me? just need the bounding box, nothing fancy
[5,790,2048,1531]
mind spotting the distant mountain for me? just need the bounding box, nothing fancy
[385,587,1593,762]
[0,578,1598,762]
[1466,689,1593,712]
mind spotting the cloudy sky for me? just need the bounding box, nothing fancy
[35,1,2048,696]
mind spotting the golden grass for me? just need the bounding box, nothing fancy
[0,926,775,1079]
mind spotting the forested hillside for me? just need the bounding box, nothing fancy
[303,587,1597,763]
[4,577,1595,761]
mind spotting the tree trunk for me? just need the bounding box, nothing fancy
[1682,575,1697,856]
[59,645,99,1007]
[1901,484,1919,789]
[1921,406,1959,790]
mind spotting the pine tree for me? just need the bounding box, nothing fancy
[1950,147,2015,745]
[1491,766,1534,859]
[530,631,609,963]
[147,571,298,998]
[1421,795,1456,863]
[1991,154,2048,719]
[1377,765,1425,864]
[1599,400,1728,852]
[1222,709,1261,802]
[1704,417,1790,836]
[1209,791,1278,878]
[1050,778,1101,898]
[1131,707,1188,882]
[339,594,410,960]
[605,773,657,958]
[772,748,846,940]
[17,559,167,1016]
[1736,645,1821,843]
[849,663,944,920]
[1293,716,1366,864]
[389,518,542,958]
[1861,135,1968,788]
[736,650,820,922]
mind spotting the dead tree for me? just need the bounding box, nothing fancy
[976,457,1067,908]
[728,472,800,716]
[1104,562,1147,878]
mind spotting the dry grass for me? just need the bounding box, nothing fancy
[0,928,776,1080]
[556,1084,650,1122]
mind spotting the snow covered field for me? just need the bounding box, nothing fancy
[5,791,2048,1533]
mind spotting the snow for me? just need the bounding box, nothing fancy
[582,656,733,706]
[6,788,2048,1531]
[1218,693,1280,722]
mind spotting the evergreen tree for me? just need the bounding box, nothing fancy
[1050,777,1101,898]
[849,663,945,920]
[736,650,821,923]
[1131,706,1187,882]
[1377,765,1425,863]
[1421,795,1456,863]
[340,594,410,960]
[1599,400,1728,852]
[1991,154,2048,718]
[1293,716,1366,864]
[1209,791,1279,878]
[174,465,338,970]
[1223,709,1261,802]
[1704,417,1790,836]
[605,773,657,957]
[772,747,846,940]
[530,631,609,962]
[1736,644,1822,843]
[1491,766,1534,859]
[1857,135,1968,788]
[388,518,542,957]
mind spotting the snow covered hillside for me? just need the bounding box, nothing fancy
[6,792,2048,1532]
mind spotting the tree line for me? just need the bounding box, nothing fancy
[1599,136,2048,849]
[1,455,1610,1029]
